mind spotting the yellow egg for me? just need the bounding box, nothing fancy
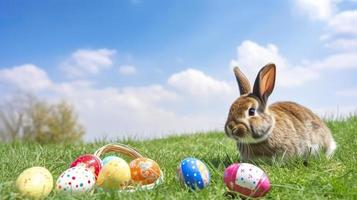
[96,158,131,189]
[16,167,53,199]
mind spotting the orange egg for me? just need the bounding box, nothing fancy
[129,158,161,185]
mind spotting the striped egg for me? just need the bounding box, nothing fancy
[177,157,210,190]
[224,163,270,198]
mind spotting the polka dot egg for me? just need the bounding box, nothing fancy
[224,163,270,198]
[177,157,210,190]
[130,157,161,185]
[56,166,96,193]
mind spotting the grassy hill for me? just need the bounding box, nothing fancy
[1,116,356,199]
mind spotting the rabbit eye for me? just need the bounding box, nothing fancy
[248,108,256,116]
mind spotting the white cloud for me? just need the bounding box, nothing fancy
[51,82,176,139]
[327,10,357,35]
[230,40,320,87]
[168,68,232,96]
[0,64,52,91]
[51,81,221,140]
[60,48,116,77]
[322,9,357,50]
[119,65,137,75]
[294,0,338,21]
[311,52,357,69]
[121,85,179,103]
[296,0,357,51]
[231,41,286,73]
[324,38,357,50]
[0,58,231,141]
[0,63,224,140]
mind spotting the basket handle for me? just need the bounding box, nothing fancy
[94,143,144,159]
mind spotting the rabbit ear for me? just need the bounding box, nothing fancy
[233,67,251,95]
[252,63,276,106]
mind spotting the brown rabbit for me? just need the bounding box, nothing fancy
[225,63,336,162]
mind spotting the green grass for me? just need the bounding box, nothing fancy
[1,116,356,200]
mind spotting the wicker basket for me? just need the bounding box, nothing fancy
[93,143,164,191]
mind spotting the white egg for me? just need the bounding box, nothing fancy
[56,166,96,193]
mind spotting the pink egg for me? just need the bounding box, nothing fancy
[224,163,270,198]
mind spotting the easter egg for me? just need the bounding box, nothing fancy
[16,167,53,199]
[96,158,131,189]
[130,157,161,185]
[177,157,210,190]
[56,166,96,193]
[101,156,121,166]
[70,154,102,178]
[224,163,270,198]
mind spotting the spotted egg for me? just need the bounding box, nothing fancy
[130,157,161,185]
[177,157,210,190]
[56,166,96,193]
[224,163,270,198]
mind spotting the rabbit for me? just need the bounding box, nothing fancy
[225,63,337,162]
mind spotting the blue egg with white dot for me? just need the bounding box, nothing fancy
[177,157,210,190]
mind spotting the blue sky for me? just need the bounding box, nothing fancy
[0,0,356,140]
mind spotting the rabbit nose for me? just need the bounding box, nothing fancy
[232,124,248,137]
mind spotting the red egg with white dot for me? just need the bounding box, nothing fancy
[224,163,270,198]
[56,166,96,193]
[70,154,102,178]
